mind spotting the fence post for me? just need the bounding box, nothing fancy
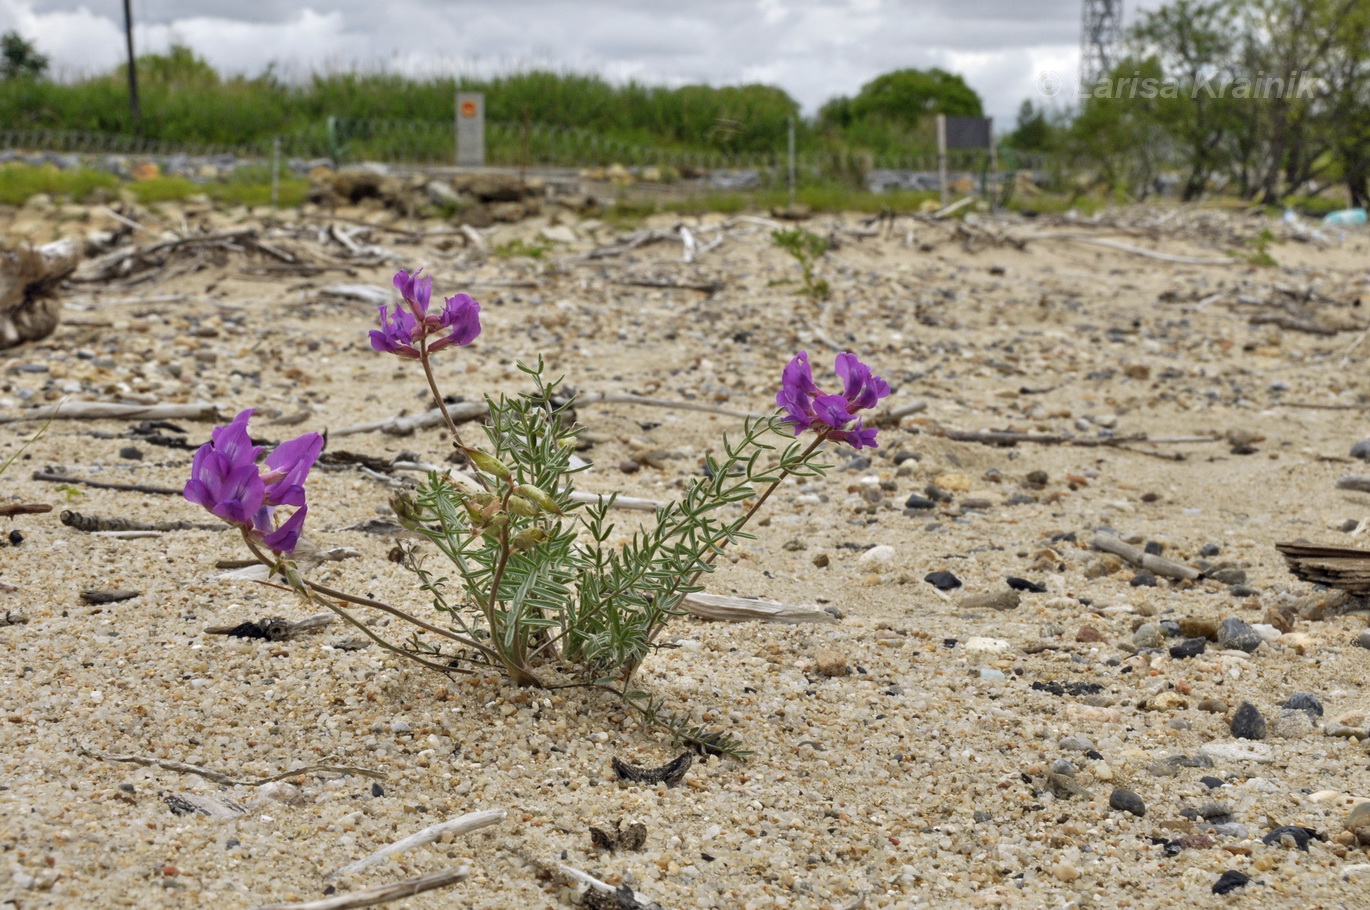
[937,114,949,206]
[270,136,280,212]
[787,116,796,207]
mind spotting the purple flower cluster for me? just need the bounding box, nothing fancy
[184,409,323,555]
[369,268,481,359]
[776,351,890,449]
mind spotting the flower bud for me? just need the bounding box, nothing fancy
[390,492,423,530]
[506,495,539,518]
[516,483,563,515]
[477,511,508,540]
[510,527,548,552]
[464,447,512,481]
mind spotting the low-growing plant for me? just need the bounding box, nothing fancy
[771,227,831,302]
[184,269,890,754]
[492,238,550,260]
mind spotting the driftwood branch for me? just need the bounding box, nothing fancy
[60,510,223,532]
[937,427,1216,450]
[577,391,763,420]
[34,472,184,495]
[0,503,51,517]
[1023,232,1237,265]
[249,868,470,910]
[557,864,665,910]
[75,742,386,787]
[328,809,506,879]
[331,400,488,438]
[0,401,220,424]
[1336,475,1370,493]
[681,593,837,624]
[611,277,724,295]
[1091,532,1201,581]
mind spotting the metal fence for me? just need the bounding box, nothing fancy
[0,121,1055,187]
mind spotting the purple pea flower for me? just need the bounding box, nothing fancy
[184,408,322,555]
[370,268,481,358]
[776,351,889,450]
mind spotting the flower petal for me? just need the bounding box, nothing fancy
[263,506,308,554]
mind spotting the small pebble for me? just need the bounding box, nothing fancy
[1217,617,1262,653]
[1132,624,1163,649]
[1208,566,1247,585]
[1130,571,1158,587]
[618,459,640,474]
[1109,788,1146,817]
[1352,439,1370,461]
[814,648,847,678]
[1169,637,1207,659]
[1230,701,1267,740]
[1200,776,1225,789]
[1005,576,1046,593]
[1211,870,1252,895]
[858,545,896,564]
[1262,826,1317,851]
[118,445,143,461]
[904,494,935,510]
[957,590,1020,612]
[1198,698,1228,713]
[923,571,962,591]
[1076,625,1104,643]
[1357,630,1370,650]
[1059,735,1094,752]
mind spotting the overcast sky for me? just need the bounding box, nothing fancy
[1,0,1165,126]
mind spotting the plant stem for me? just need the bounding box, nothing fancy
[417,343,489,492]
[241,535,475,674]
[683,432,827,592]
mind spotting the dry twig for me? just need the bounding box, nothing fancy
[75,742,386,786]
[328,810,506,879]
[249,868,470,910]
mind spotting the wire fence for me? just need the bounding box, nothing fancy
[0,120,1054,182]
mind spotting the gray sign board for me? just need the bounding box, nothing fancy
[456,92,485,167]
[944,116,992,150]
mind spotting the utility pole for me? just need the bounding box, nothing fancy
[122,0,141,130]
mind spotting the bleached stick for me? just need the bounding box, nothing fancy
[75,742,385,786]
[0,401,220,423]
[682,593,837,624]
[328,809,506,879]
[1091,532,1200,581]
[331,400,489,437]
[249,867,469,910]
[557,865,664,910]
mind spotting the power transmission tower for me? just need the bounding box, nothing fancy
[1080,0,1123,88]
[122,0,140,130]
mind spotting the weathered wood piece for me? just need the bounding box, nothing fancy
[0,238,79,348]
[1092,532,1201,581]
[249,868,471,910]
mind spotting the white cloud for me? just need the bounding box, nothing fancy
[0,0,1172,124]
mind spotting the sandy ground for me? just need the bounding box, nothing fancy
[3,200,1370,909]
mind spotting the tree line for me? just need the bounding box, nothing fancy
[0,35,981,162]
[1005,0,1370,206]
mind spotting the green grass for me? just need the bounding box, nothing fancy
[657,184,942,216]
[492,238,551,260]
[0,162,309,209]
[0,163,118,205]
[1283,194,1348,218]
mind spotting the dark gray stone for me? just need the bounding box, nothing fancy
[1231,701,1267,740]
[1217,618,1262,653]
[1109,788,1146,817]
[1262,826,1318,851]
[1169,637,1207,659]
[1281,692,1323,717]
